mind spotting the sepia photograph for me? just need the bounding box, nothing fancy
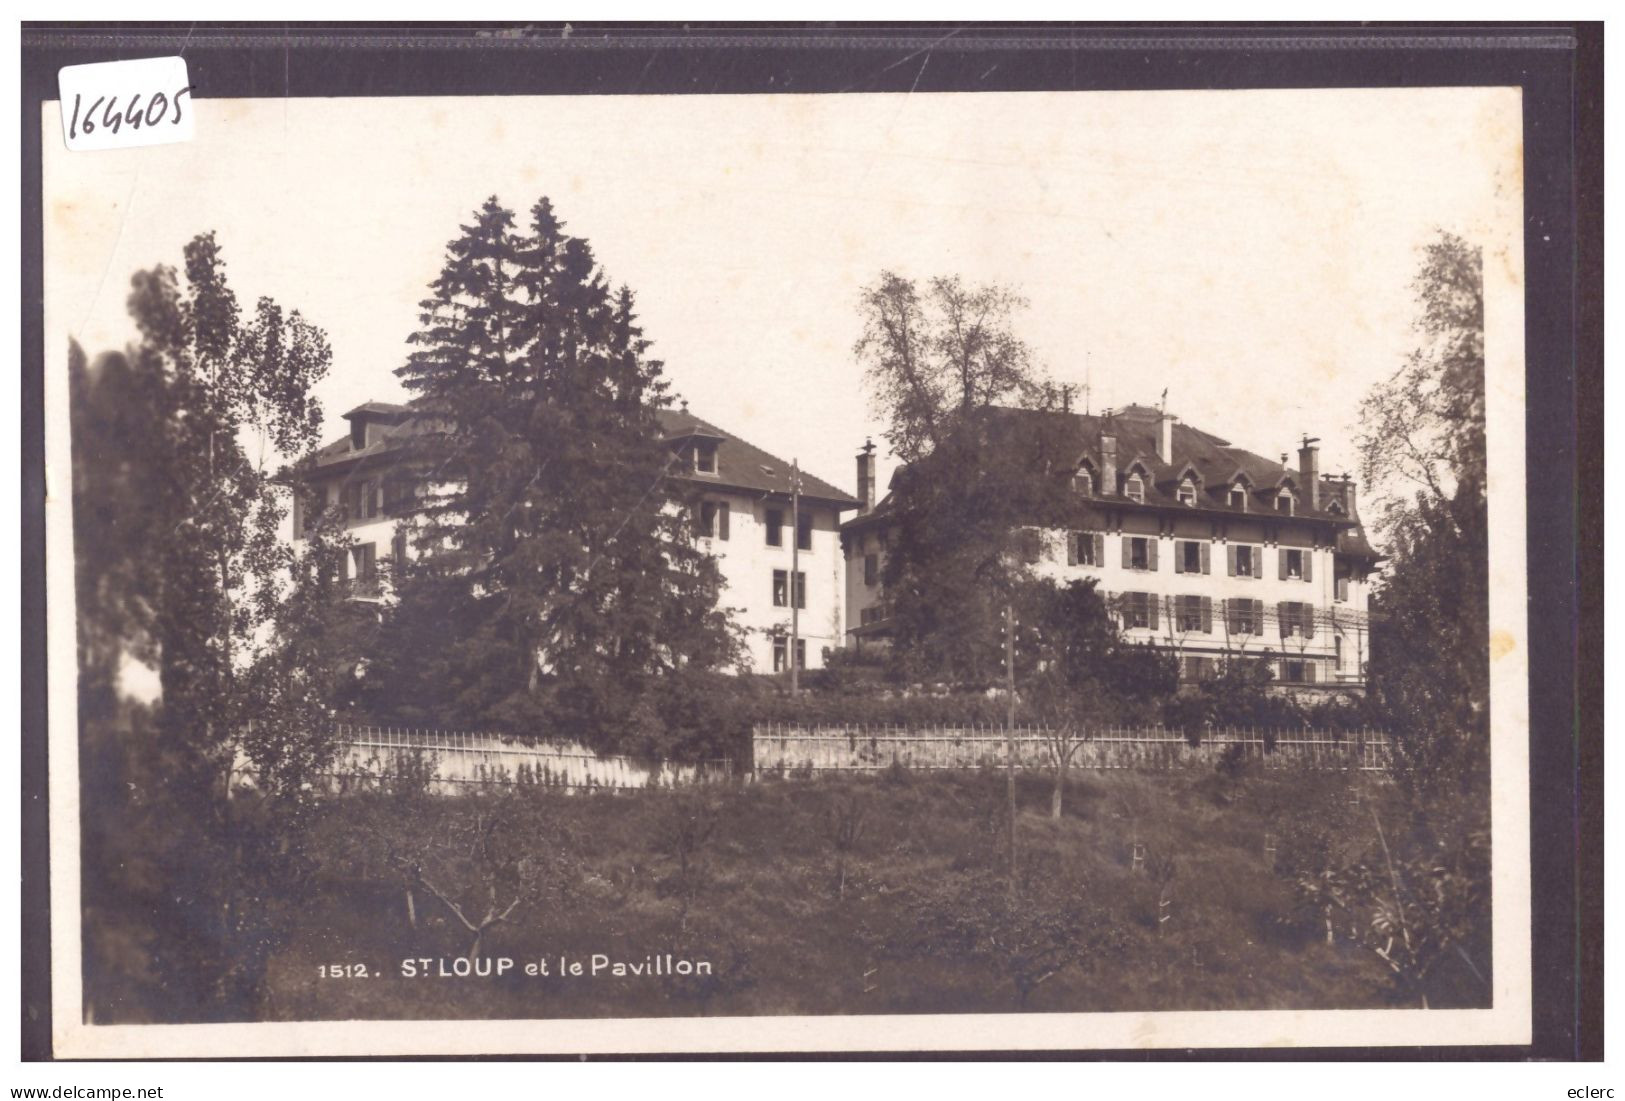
[37,63,1540,1057]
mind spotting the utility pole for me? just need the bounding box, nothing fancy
[1005,600,1017,893]
[790,458,802,696]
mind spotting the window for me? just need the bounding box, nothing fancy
[1283,549,1304,579]
[1276,489,1295,515]
[772,569,806,609]
[1121,591,1155,630]
[696,500,730,540]
[1336,576,1351,603]
[392,531,408,565]
[863,553,878,586]
[1278,601,1315,640]
[765,508,784,547]
[1282,660,1316,684]
[1231,544,1258,578]
[1068,531,1103,567]
[1073,468,1093,496]
[773,636,807,673]
[1183,655,1216,681]
[1229,485,1248,511]
[1016,528,1044,565]
[1334,635,1344,669]
[1124,535,1154,571]
[1177,479,1197,506]
[351,543,377,585]
[1279,601,1304,638]
[1177,595,1210,634]
[693,442,717,474]
[1227,597,1261,635]
[1177,539,1206,574]
[1125,473,1145,503]
[796,512,813,552]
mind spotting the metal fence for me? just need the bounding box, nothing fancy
[326,724,734,793]
[751,723,1389,775]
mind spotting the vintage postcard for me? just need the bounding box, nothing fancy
[42,84,1531,1056]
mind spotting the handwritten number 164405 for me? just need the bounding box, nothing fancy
[68,86,192,139]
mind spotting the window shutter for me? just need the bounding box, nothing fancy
[1303,604,1315,640]
[1278,601,1291,639]
[1148,540,1159,572]
[1305,662,1317,684]
[1201,596,1213,634]
[1174,542,1185,574]
[1253,599,1264,628]
[1121,536,1131,569]
[1303,549,1313,582]
[1200,542,1211,575]
[1225,598,1238,634]
[718,501,730,541]
[1278,548,1288,580]
[1093,533,1104,565]
[1227,544,1237,576]
[1147,593,1159,630]
[1067,533,1078,566]
[292,492,304,538]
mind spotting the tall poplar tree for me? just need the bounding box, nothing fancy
[381,196,739,754]
[73,233,338,1019]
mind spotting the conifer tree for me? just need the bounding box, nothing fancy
[384,196,739,754]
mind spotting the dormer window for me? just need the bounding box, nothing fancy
[349,420,367,450]
[693,442,717,475]
[1326,499,1346,517]
[1125,473,1145,504]
[1072,467,1093,496]
[1177,478,1197,507]
[1276,489,1295,515]
[1229,483,1248,511]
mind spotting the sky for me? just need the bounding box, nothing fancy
[43,87,1523,506]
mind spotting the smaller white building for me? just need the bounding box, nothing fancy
[657,407,859,672]
[294,401,859,674]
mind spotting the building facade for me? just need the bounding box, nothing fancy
[294,401,858,674]
[841,404,1381,690]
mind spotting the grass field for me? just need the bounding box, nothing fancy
[252,761,1488,1022]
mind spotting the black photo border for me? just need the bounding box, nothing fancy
[19,20,1602,1062]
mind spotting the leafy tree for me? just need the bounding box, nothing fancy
[375,196,741,754]
[1358,232,1488,796]
[854,271,1081,684]
[71,234,336,1020]
[1020,579,1177,816]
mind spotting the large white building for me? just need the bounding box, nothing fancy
[293,400,858,674]
[841,404,1381,690]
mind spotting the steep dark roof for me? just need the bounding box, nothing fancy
[987,404,1351,522]
[306,400,856,508]
[311,419,426,472]
[342,401,413,422]
[841,404,1377,547]
[657,408,858,507]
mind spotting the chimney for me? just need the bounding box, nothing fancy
[1101,431,1118,496]
[1298,436,1321,510]
[856,439,876,514]
[1341,473,1358,519]
[1158,412,1178,465]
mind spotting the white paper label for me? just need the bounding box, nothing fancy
[58,56,194,152]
